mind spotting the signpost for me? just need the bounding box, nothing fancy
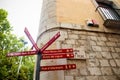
[42,53,74,59]
[41,64,76,71]
[43,48,73,54]
[7,27,76,80]
[7,48,73,57]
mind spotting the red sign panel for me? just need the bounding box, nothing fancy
[7,48,73,57]
[42,53,74,59]
[41,64,76,71]
[7,50,37,57]
[40,32,60,52]
[43,48,73,54]
[24,27,39,50]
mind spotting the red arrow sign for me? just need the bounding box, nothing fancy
[43,48,73,54]
[24,27,60,53]
[41,64,76,71]
[42,53,74,59]
[6,50,37,57]
[24,27,39,50]
[40,32,60,52]
[7,48,73,57]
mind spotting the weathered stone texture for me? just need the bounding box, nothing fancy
[86,76,98,80]
[75,76,86,80]
[65,76,74,80]
[98,76,119,80]
[101,67,113,75]
[79,67,88,76]
[88,67,101,75]
[109,60,117,67]
[60,30,120,80]
[38,29,120,80]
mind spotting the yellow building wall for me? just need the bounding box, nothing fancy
[56,0,104,26]
[56,0,120,27]
[116,0,120,4]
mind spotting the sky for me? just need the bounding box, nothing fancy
[0,0,43,45]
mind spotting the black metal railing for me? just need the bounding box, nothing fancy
[104,19,120,28]
[95,2,120,28]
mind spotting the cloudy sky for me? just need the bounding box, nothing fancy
[0,0,43,43]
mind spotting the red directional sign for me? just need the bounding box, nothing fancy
[24,27,39,50]
[43,48,73,54]
[41,64,76,71]
[25,27,60,53]
[40,32,60,52]
[7,48,73,57]
[6,50,37,57]
[42,53,74,59]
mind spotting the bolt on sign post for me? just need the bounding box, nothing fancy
[7,27,76,80]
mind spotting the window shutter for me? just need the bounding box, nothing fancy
[95,0,120,28]
[99,7,120,20]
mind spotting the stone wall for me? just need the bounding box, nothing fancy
[60,29,120,80]
[37,27,120,80]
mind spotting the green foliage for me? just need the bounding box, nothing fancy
[0,9,34,80]
[0,9,8,22]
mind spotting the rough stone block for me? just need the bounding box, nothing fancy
[101,67,113,75]
[101,47,109,52]
[87,59,99,67]
[115,48,120,53]
[77,31,87,35]
[90,36,98,41]
[111,53,120,59]
[115,59,120,67]
[86,76,98,80]
[106,42,117,47]
[96,41,106,46]
[75,76,86,80]
[97,37,107,41]
[61,44,73,48]
[101,52,112,59]
[88,67,101,75]
[109,60,116,67]
[99,76,118,80]
[65,69,79,76]
[78,40,86,46]
[92,46,102,52]
[96,52,102,59]
[109,47,115,52]
[100,60,110,67]
[90,41,96,46]
[79,35,87,40]
[112,68,120,75]
[69,34,79,39]
[117,42,120,47]
[87,32,98,36]
[108,38,118,42]
[65,39,76,44]
[65,76,74,80]
[79,67,88,75]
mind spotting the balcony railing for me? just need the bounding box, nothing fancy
[95,0,120,28]
[104,19,120,28]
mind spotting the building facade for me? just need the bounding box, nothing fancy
[36,0,120,80]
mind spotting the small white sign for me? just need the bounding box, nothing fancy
[70,50,87,60]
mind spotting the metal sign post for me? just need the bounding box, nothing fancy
[7,27,76,80]
[35,51,41,80]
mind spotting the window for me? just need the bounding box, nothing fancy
[95,0,120,28]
